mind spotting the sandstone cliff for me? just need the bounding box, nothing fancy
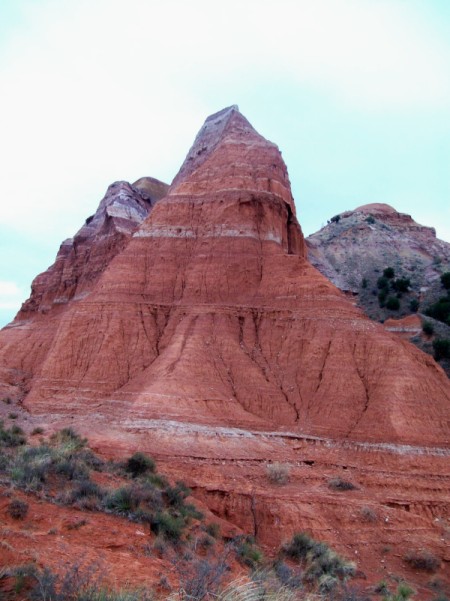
[0,177,167,402]
[1,108,449,592]
[3,106,448,446]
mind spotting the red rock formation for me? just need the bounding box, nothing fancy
[0,177,167,402]
[1,107,450,592]
[20,178,168,317]
[3,105,445,446]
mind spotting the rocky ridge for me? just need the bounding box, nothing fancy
[0,107,449,593]
[306,203,450,304]
[306,203,450,373]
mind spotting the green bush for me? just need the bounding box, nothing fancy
[422,321,434,336]
[233,536,263,568]
[104,486,138,513]
[425,297,450,325]
[383,267,395,279]
[66,480,104,504]
[386,296,400,311]
[151,511,185,541]
[409,299,419,312]
[125,452,155,478]
[440,272,450,290]
[0,420,26,447]
[144,472,168,488]
[54,457,90,481]
[383,583,415,601]
[377,276,389,289]
[283,532,316,560]
[165,481,191,507]
[433,338,450,361]
[392,278,410,292]
[378,289,388,307]
[205,522,220,538]
[282,532,355,584]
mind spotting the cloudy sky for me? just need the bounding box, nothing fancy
[1,0,450,326]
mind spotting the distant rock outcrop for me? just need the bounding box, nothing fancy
[307,203,449,297]
[306,203,450,373]
[19,179,168,317]
[0,177,167,402]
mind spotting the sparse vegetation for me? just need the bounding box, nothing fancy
[422,321,434,336]
[392,278,410,293]
[125,452,156,478]
[266,462,290,485]
[328,477,357,491]
[282,531,356,584]
[440,272,450,290]
[378,276,389,289]
[3,563,154,601]
[0,427,203,545]
[404,549,440,573]
[233,535,263,569]
[432,338,450,361]
[0,419,26,446]
[383,583,415,601]
[386,296,400,311]
[7,498,29,519]
[425,297,450,326]
[360,506,377,523]
[409,299,419,312]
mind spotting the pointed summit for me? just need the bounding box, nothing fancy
[170,106,296,213]
[171,106,253,188]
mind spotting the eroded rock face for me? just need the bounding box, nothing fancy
[306,203,450,374]
[306,203,450,297]
[19,179,168,317]
[0,177,168,400]
[1,106,450,590]
[5,106,446,447]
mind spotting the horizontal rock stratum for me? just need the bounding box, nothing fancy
[1,105,449,445]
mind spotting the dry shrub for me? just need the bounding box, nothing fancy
[404,549,440,573]
[266,462,290,485]
[360,506,377,523]
[328,477,357,491]
[8,498,29,519]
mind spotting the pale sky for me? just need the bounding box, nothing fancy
[1,0,450,326]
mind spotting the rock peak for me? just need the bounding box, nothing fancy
[354,203,398,214]
[170,105,261,190]
[169,106,295,213]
